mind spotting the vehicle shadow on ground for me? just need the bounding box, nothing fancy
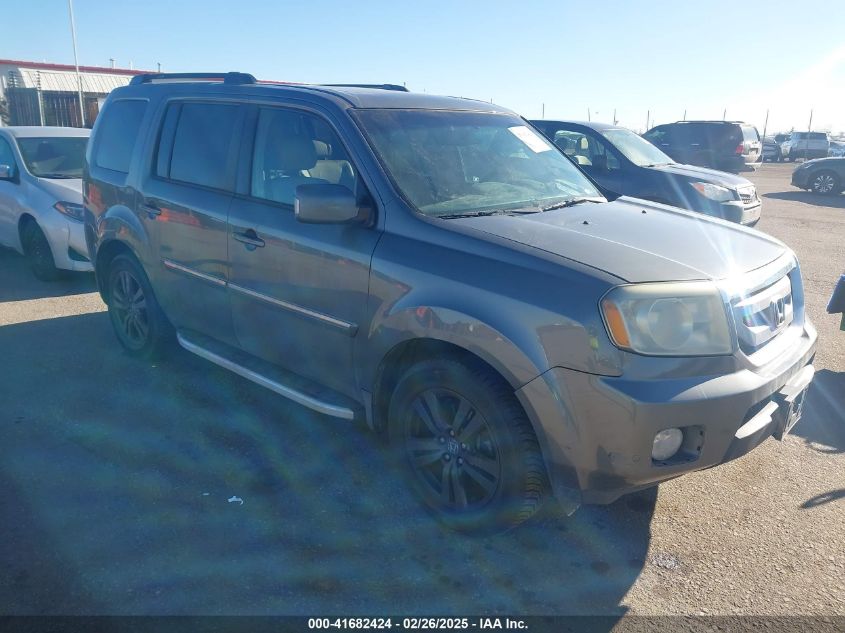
[801,488,845,509]
[763,191,845,210]
[791,369,845,455]
[0,248,96,302]
[0,311,655,617]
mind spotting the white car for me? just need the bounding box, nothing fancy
[781,131,830,161]
[0,126,92,280]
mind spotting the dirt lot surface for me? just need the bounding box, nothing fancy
[0,162,842,617]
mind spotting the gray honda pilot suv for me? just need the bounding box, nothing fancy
[84,73,817,532]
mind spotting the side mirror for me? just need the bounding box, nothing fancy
[295,183,368,225]
[0,164,14,181]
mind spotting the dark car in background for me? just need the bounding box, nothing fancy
[531,120,762,225]
[643,121,762,172]
[791,156,845,195]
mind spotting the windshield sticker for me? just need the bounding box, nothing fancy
[508,126,553,153]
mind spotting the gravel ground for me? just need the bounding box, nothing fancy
[0,162,842,617]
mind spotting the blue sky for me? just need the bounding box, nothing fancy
[5,0,845,134]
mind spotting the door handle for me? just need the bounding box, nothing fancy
[140,201,162,218]
[232,229,265,249]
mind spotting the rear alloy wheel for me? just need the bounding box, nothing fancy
[810,171,840,195]
[389,358,545,534]
[23,221,62,281]
[107,254,173,358]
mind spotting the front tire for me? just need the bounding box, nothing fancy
[388,357,545,534]
[23,221,62,281]
[106,254,173,359]
[810,170,840,195]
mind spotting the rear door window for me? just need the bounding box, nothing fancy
[160,102,242,191]
[742,126,760,142]
[93,99,147,173]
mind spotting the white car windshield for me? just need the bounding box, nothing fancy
[17,137,87,179]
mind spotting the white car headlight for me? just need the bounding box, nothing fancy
[600,282,733,356]
[690,182,736,203]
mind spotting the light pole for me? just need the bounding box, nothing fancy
[67,0,85,127]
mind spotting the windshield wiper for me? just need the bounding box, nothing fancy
[436,210,508,219]
[540,197,604,212]
[37,173,77,179]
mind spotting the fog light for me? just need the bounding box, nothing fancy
[652,428,684,461]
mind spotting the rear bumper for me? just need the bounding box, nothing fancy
[517,320,817,507]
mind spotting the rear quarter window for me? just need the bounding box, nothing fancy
[742,126,759,142]
[93,99,147,173]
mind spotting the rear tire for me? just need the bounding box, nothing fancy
[106,254,173,359]
[388,357,545,534]
[23,221,62,281]
[810,170,840,195]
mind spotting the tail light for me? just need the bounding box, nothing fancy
[735,143,744,155]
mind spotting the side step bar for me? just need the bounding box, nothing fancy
[176,330,357,420]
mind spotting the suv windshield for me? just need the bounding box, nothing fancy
[354,110,604,218]
[17,137,87,179]
[601,128,673,167]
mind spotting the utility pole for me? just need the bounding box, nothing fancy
[683,109,686,121]
[613,108,617,125]
[645,110,650,131]
[722,108,726,121]
[806,109,814,160]
[541,102,544,118]
[67,0,85,127]
[587,107,591,122]
[762,109,769,142]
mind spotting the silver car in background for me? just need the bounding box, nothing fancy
[0,126,92,280]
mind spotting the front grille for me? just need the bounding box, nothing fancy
[738,186,757,205]
[733,275,793,352]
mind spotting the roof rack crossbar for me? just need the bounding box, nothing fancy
[129,72,257,86]
[321,83,408,92]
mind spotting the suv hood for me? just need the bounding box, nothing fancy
[653,163,753,189]
[453,197,785,283]
[34,177,83,201]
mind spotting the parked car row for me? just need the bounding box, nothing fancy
[530,120,762,225]
[764,131,832,162]
[67,72,817,533]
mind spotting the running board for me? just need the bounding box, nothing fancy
[176,330,357,420]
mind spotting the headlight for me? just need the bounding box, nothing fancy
[600,282,733,356]
[690,182,736,203]
[54,201,85,221]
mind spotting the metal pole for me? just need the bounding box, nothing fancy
[683,109,686,121]
[587,107,590,122]
[762,109,769,141]
[613,108,617,125]
[723,108,726,121]
[67,0,85,127]
[541,102,544,118]
[806,109,813,160]
[646,110,650,131]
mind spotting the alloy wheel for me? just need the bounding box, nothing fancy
[403,388,501,510]
[812,173,836,194]
[110,270,149,349]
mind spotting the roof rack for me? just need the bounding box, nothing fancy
[321,83,408,92]
[129,72,257,86]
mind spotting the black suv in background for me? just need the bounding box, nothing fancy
[531,120,761,225]
[643,121,762,172]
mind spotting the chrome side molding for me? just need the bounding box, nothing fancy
[176,332,355,420]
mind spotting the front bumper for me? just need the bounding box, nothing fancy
[791,169,812,189]
[42,215,93,272]
[516,320,817,507]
